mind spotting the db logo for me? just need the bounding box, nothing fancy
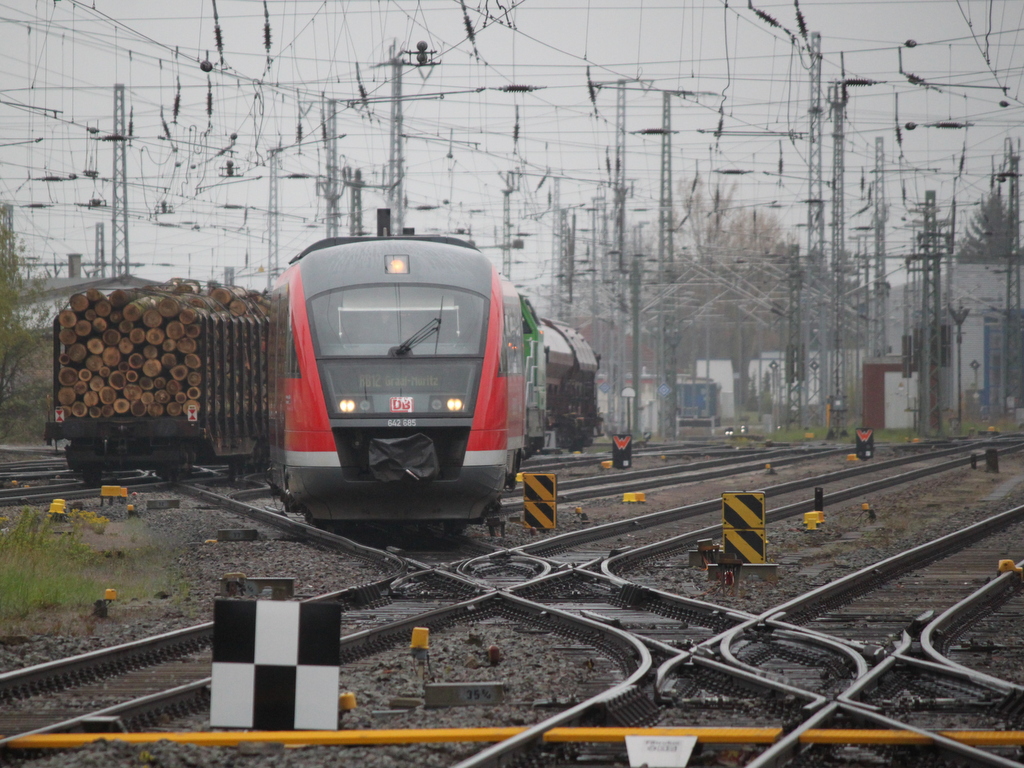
[389,396,414,413]
[186,404,199,422]
[55,407,66,423]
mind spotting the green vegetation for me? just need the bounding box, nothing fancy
[0,508,176,624]
[0,218,48,443]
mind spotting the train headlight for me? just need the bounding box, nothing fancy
[446,398,463,411]
[339,399,356,412]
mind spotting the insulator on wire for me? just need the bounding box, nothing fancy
[206,77,213,118]
[128,107,134,138]
[173,78,181,123]
[460,0,476,44]
[263,1,272,53]
[297,122,303,144]
[161,108,171,141]
[513,105,519,146]
[586,66,597,107]
[794,0,808,40]
[212,0,225,64]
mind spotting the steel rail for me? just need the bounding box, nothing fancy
[745,701,1024,768]
[1,591,652,749]
[920,556,1024,687]
[600,441,1024,580]
[765,501,1024,628]
[517,440,1016,560]
[178,483,409,574]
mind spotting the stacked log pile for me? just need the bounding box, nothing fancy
[55,280,269,421]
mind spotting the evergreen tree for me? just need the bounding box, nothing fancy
[958,189,1012,264]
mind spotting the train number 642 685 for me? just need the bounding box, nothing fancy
[387,418,417,427]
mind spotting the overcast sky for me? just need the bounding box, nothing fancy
[2,0,1022,301]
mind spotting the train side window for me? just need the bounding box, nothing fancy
[499,295,523,377]
[271,286,301,378]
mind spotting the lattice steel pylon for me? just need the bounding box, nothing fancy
[94,223,105,278]
[501,171,518,279]
[918,190,942,435]
[657,91,675,437]
[829,81,847,435]
[266,148,280,291]
[344,167,364,236]
[386,45,404,235]
[111,84,130,277]
[785,252,804,429]
[871,137,888,357]
[805,32,826,424]
[322,99,341,238]
[1005,140,1021,411]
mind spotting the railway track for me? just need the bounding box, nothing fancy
[4,438,1024,768]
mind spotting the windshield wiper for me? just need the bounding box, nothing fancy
[390,316,441,357]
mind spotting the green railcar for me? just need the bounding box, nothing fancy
[520,297,547,457]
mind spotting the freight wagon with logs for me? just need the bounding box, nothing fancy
[44,282,270,485]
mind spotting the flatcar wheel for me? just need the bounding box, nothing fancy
[81,469,102,488]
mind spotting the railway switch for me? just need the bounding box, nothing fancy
[804,511,820,531]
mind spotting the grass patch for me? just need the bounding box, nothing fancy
[0,509,180,628]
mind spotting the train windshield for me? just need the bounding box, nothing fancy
[309,285,487,358]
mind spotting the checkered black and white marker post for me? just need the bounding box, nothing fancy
[210,600,342,730]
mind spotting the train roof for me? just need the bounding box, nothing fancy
[290,236,494,298]
[292,235,477,263]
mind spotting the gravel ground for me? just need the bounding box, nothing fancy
[0,488,395,674]
[488,446,964,551]
[3,614,627,768]
[626,454,1024,615]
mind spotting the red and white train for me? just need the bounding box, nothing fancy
[268,234,525,530]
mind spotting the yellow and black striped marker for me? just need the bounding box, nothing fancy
[522,473,557,529]
[721,492,766,564]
